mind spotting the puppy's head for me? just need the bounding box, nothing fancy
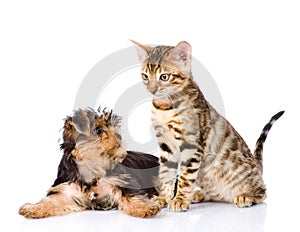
[62,108,125,163]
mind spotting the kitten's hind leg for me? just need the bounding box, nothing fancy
[234,194,266,208]
[233,168,267,207]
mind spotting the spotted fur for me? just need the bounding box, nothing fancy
[133,40,284,211]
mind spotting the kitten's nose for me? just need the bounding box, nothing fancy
[148,82,158,95]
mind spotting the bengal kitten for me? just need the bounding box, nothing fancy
[132,40,284,212]
[19,108,160,218]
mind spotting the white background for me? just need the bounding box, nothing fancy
[1,1,299,231]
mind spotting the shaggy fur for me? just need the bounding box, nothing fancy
[19,108,160,218]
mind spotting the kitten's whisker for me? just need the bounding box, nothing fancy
[133,40,284,211]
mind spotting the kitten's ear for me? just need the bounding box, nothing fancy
[172,41,192,63]
[131,40,152,62]
[71,109,91,136]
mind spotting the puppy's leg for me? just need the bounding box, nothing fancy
[118,195,161,218]
[93,178,161,218]
[19,182,87,218]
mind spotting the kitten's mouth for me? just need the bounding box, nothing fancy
[153,90,170,98]
[153,92,173,105]
[153,92,164,97]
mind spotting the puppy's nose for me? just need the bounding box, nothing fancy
[148,82,158,95]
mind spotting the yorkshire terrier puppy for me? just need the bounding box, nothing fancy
[19,108,160,218]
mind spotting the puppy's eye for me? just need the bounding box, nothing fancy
[141,73,149,81]
[160,73,170,81]
[93,127,104,135]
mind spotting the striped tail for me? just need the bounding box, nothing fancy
[253,110,285,173]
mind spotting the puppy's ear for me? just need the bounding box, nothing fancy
[71,109,91,136]
[62,117,75,143]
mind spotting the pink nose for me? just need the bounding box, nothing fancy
[148,82,158,94]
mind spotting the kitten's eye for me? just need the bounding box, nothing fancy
[93,127,105,135]
[141,73,149,81]
[160,73,170,81]
[115,133,122,140]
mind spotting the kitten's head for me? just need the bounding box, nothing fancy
[132,40,192,96]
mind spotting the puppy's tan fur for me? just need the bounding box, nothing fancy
[19,109,160,218]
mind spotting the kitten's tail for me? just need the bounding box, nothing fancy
[253,110,285,173]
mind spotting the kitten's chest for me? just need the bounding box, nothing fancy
[151,107,177,124]
[151,102,200,143]
[151,97,198,122]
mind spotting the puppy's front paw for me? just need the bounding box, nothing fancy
[120,196,161,218]
[19,203,49,219]
[19,196,84,219]
[168,198,189,212]
[140,201,161,218]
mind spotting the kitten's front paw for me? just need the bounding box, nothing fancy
[151,196,168,208]
[168,198,189,212]
[192,190,204,204]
